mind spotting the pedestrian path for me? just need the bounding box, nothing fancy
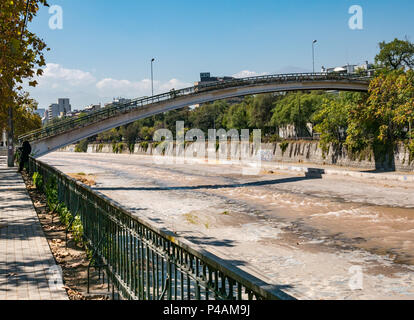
[0,156,67,300]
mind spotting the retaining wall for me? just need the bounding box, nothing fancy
[60,141,414,172]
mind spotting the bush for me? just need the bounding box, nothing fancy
[112,142,126,154]
[112,142,118,153]
[279,141,289,155]
[41,176,85,245]
[45,176,58,208]
[140,141,149,152]
[75,139,88,153]
[407,140,414,164]
[32,172,43,190]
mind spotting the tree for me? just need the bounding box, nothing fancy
[271,92,325,137]
[313,92,364,150]
[248,94,278,134]
[189,100,228,132]
[375,38,414,71]
[223,101,250,130]
[0,0,48,163]
[346,70,414,167]
[13,92,42,138]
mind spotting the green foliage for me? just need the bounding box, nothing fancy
[271,92,325,137]
[265,133,282,143]
[0,0,49,134]
[224,102,250,130]
[140,141,149,151]
[139,126,155,141]
[279,141,289,155]
[38,173,84,245]
[32,172,43,190]
[407,140,414,164]
[45,176,58,208]
[71,216,84,244]
[189,100,228,132]
[346,70,414,154]
[112,141,118,153]
[75,139,88,153]
[313,93,364,152]
[112,142,125,154]
[375,38,414,71]
[248,94,278,133]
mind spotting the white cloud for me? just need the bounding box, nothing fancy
[96,77,192,98]
[25,63,193,109]
[232,70,269,78]
[158,78,192,92]
[39,63,96,86]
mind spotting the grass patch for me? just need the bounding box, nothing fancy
[184,212,198,225]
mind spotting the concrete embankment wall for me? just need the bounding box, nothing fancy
[60,141,414,172]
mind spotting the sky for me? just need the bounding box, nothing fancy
[24,0,414,110]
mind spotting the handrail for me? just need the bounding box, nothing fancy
[28,156,294,300]
[19,72,372,144]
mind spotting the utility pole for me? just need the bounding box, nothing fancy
[312,40,318,74]
[7,106,14,167]
[8,0,31,167]
[151,58,155,97]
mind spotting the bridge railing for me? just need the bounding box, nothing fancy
[28,157,292,300]
[19,72,371,144]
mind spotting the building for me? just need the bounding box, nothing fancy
[34,108,45,118]
[194,72,234,86]
[83,104,101,113]
[321,61,375,75]
[193,73,241,107]
[48,98,72,121]
[104,98,131,108]
[42,109,49,125]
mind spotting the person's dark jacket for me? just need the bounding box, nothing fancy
[21,141,32,161]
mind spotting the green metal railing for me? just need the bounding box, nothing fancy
[28,157,294,300]
[19,72,371,145]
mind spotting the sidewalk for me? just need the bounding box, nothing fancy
[0,156,67,300]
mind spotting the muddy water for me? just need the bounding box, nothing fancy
[215,186,414,265]
[40,153,414,299]
[42,153,414,266]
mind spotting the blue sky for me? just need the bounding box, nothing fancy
[26,0,414,109]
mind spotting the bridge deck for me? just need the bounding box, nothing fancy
[19,72,371,158]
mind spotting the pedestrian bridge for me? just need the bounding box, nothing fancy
[19,72,371,158]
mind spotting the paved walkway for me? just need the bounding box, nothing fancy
[0,156,67,300]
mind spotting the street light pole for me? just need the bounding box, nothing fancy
[151,58,155,97]
[312,40,317,73]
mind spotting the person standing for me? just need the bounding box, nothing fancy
[18,141,32,172]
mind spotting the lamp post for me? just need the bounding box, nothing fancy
[151,58,155,97]
[312,40,317,74]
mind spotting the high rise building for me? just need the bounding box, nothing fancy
[48,98,72,121]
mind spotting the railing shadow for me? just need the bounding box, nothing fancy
[94,175,322,192]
